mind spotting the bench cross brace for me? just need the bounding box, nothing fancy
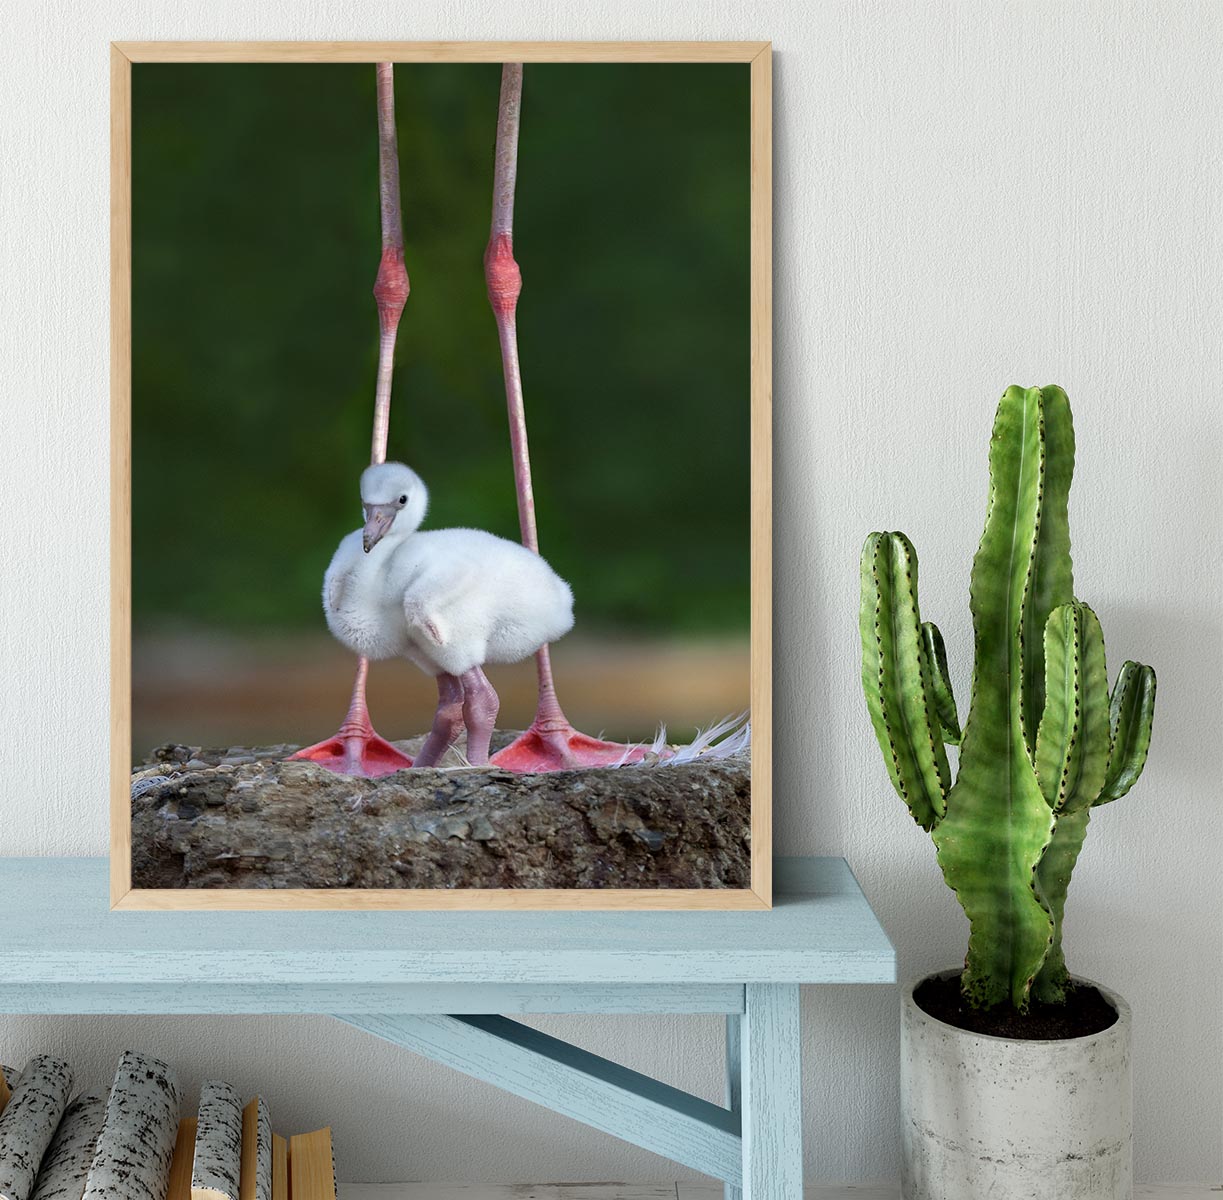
[335,983,801,1197]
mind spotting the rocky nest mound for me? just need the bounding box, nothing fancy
[129,734,751,891]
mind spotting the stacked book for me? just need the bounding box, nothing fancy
[0,1055,336,1200]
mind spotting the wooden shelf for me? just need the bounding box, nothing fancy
[0,856,894,1200]
[0,856,893,1013]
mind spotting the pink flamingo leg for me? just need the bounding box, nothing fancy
[292,63,412,776]
[484,64,648,773]
[290,658,410,777]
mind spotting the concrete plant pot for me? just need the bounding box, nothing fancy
[901,970,1132,1200]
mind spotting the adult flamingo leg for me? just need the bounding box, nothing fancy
[483,64,648,773]
[290,658,411,777]
[292,63,412,775]
[492,645,650,772]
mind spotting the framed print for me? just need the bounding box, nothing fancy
[111,41,771,909]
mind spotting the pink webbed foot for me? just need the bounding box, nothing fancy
[289,659,411,776]
[491,720,651,773]
[289,722,412,777]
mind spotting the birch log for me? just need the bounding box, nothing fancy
[0,1056,74,1200]
[28,1092,108,1200]
[238,1099,271,1200]
[167,1119,198,1200]
[191,1081,243,1200]
[270,1136,286,1200]
[82,1051,182,1200]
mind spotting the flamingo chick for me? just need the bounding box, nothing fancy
[323,461,575,767]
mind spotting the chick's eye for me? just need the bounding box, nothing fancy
[398,494,408,506]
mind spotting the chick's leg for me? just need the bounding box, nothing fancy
[459,667,500,766]
[412,672,466,768]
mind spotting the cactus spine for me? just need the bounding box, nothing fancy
[860,385,1156,1011]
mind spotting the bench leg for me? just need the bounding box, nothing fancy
[740,983,802,1199]
[724,1014,742,1200]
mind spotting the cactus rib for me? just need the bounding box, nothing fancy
[921,621,961,744]
[1020,385,1076,755]
[932,386,1059,1010]
[1034,602,1111,813]
[1097,661,1156,805]
[859,532,950,829]
[1032,805,1091,1003]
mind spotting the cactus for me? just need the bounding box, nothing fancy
[860,385,1156,1011]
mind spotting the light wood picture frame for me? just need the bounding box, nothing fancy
[111,41,772,910]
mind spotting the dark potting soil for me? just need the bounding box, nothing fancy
[914,972,1119,1040]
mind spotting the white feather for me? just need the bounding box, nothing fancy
[611,712,750,769]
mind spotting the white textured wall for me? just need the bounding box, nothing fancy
[1,0,1220,1186]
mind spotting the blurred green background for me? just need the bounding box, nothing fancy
[131,61,751,753]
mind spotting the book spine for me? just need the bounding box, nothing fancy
[0,1056,74,1200]
[191,1081,243,1200]
[270,1136,286,1200]
[82,1051,182,1200]
[239,1099,271,1200]
[288,1129,336,1200]
[167,1119,198,1200]
[28,1092,108,1200]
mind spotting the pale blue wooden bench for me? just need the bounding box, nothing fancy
[0,856,893,1199]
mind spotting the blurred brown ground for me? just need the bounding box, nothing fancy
[132,633,750,761]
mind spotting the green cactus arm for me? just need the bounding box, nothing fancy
[1032,806,1091,1003]
[1020,385,1076,755]
[859,532,952,829]
[1033,602,1111,813]
[932,386,1057,1010]
[921,621,961,745]
[1096,661,1157,805]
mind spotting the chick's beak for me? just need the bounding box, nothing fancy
[362,504,397,552]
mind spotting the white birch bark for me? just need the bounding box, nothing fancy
[0,1056,74,1200]
[190,1081,242,1200]
[28,1092,108,1200]
[82,1051,182,1200]
[238,1099,271,1200]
